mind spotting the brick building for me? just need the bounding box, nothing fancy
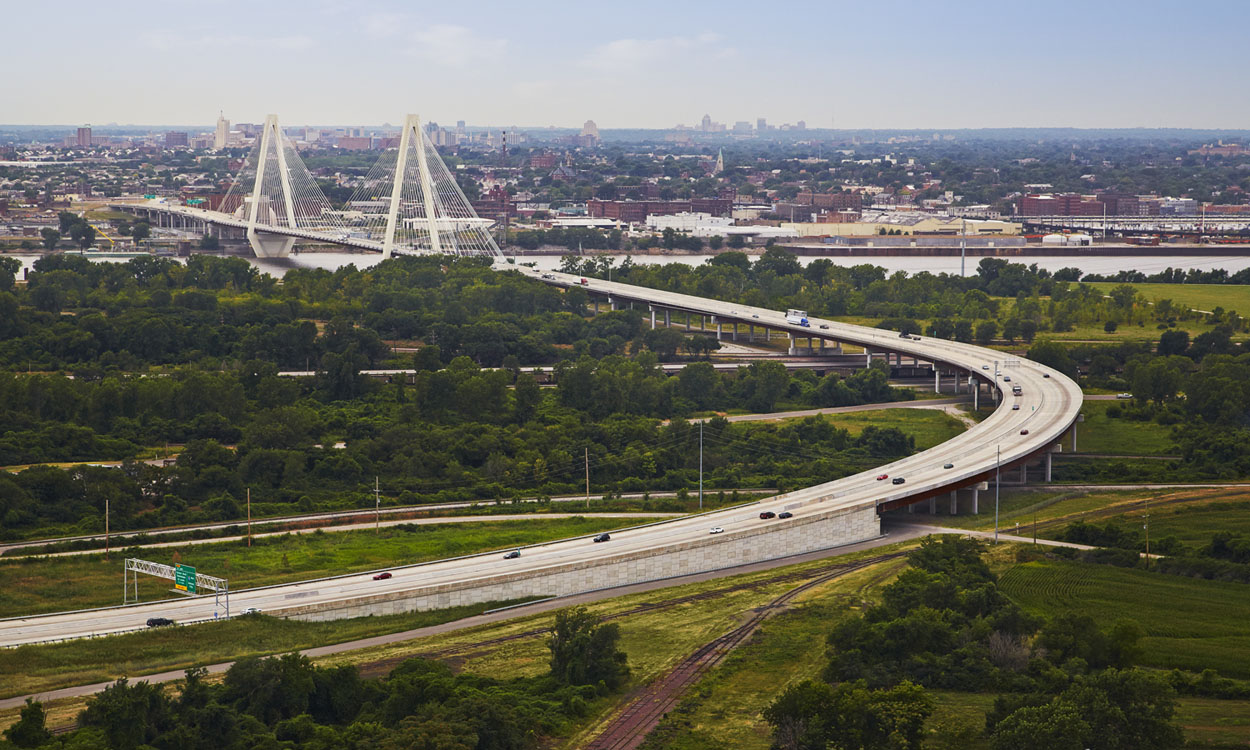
[588,198,732,222]
[794,191,864,210]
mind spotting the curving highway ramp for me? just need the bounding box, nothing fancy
[0,267,1082,647]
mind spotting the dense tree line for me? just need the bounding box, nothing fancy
[0,608,628,749]
[764,537,1185,750]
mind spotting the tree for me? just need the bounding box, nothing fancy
[513,373,541,423]
[547,606,630,690]
[0,256,19,292]
[1157,329,1189,357]
[4,699,52,748]
[70,222,96,250]
[1104,320,1118,333]
[200,233,219,251]
[40,227,60,251]
[1027,340,1077,378]
[131,222,151,243]
[975,320,998,345]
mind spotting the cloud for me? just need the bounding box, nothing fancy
[406,24,507,66]
[141,31,314,52]
[585,32,726,70]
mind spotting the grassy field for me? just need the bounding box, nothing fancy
[999,557,1250,678]
[1073,400,1178,456]
[0,516,653,617]
[0,599,532,700]
[1034,493,1250,547]
[636,559,909,750]
[1085,282,1250,315]
[898,485,1250,534]
[820,408,966,450]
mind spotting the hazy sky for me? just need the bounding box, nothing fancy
[6,0,1248,130]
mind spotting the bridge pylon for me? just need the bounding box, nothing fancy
[221,114,344,258]
[348,114,502,259]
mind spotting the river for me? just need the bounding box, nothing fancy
[8,251,1250,280]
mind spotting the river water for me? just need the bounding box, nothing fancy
[8,251,1250,280]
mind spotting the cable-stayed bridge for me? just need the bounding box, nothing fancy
[112,114,502,259]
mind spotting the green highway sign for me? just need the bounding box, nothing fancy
[143,194,156,199]
[174,564,197,594]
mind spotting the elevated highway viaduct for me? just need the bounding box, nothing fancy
[0,263,1083,647]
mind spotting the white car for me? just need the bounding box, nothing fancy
[1116,393,1133,399]
[981,365,990,370]
[241,607,262,615]
[709,526,724,534]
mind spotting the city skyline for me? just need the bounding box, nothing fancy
[4,0,1250,130]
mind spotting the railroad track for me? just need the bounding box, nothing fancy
[582,553,902,750]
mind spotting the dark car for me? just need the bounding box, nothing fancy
[778,511,793,519]
[759,511,776,519]
[593,533,611,543]
[372,572,393,580]
[1020,429,1030,435]
[146,617,175,628]
[943,463,954,469]
[891,477,906,485]
[503,549,521,559]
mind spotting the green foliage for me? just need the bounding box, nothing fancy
[763,679,932,750]
[547,606,630,690]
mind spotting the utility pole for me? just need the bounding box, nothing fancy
[585,447,590,508]
[994,445,1001,543]
[699,421,704,511]
[1143,496,1150,570]
[247,487,252,547]
[375,476,381,534]
[104,495,110,562]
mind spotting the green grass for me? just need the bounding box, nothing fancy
[1074,400,1177,456]
[0,599,532,700]
[999,558,1250,678]
[0,517,655,617]
[1085,282,1250,316]
[1035,493,1250,547]
[634,560,908,750]
[820,408,967,450]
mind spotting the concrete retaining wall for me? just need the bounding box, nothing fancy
[279,504,880,623]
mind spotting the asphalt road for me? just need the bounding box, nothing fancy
[0,268,1082,648]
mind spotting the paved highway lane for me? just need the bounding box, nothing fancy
[0,268,1081,647]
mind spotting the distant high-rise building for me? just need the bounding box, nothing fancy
[580,119,600,147]
[701,114,712,132]
[456,120,466,135]
[757,118,767,131]
[165,131,189,148]
[796,120,807,130]
[733,121,751,133]
[214,112,229,149]
[76,126,92,147]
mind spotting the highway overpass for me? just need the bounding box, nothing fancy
[0,266,1082,647]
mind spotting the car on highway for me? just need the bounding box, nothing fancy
[372,572,393,580]
[1043,373,1051,378]
[778,511,793,519]
[819,324,829,329]
[1003,376,1012,382]
[898,331,909,338]
[982,364,990,370]
[579,278,588,285]
[752,314,759,318]
[892,477,906,485]
[540,273,554,280]
[876,474,889,481]
[759,511,776,519]
[242,607,262,615]
[593,533,612,543]
[943,463,954,469]
[1020,429,1030,435]
[503,549,521,559]
[1116,393,1132,399]
[1012,404,1020,410]
[146,617,175,628]
[709,526,724,534]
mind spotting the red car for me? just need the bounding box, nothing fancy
[876,474,889,481]
[372,572,392,581]
[1019,429,1030,435]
